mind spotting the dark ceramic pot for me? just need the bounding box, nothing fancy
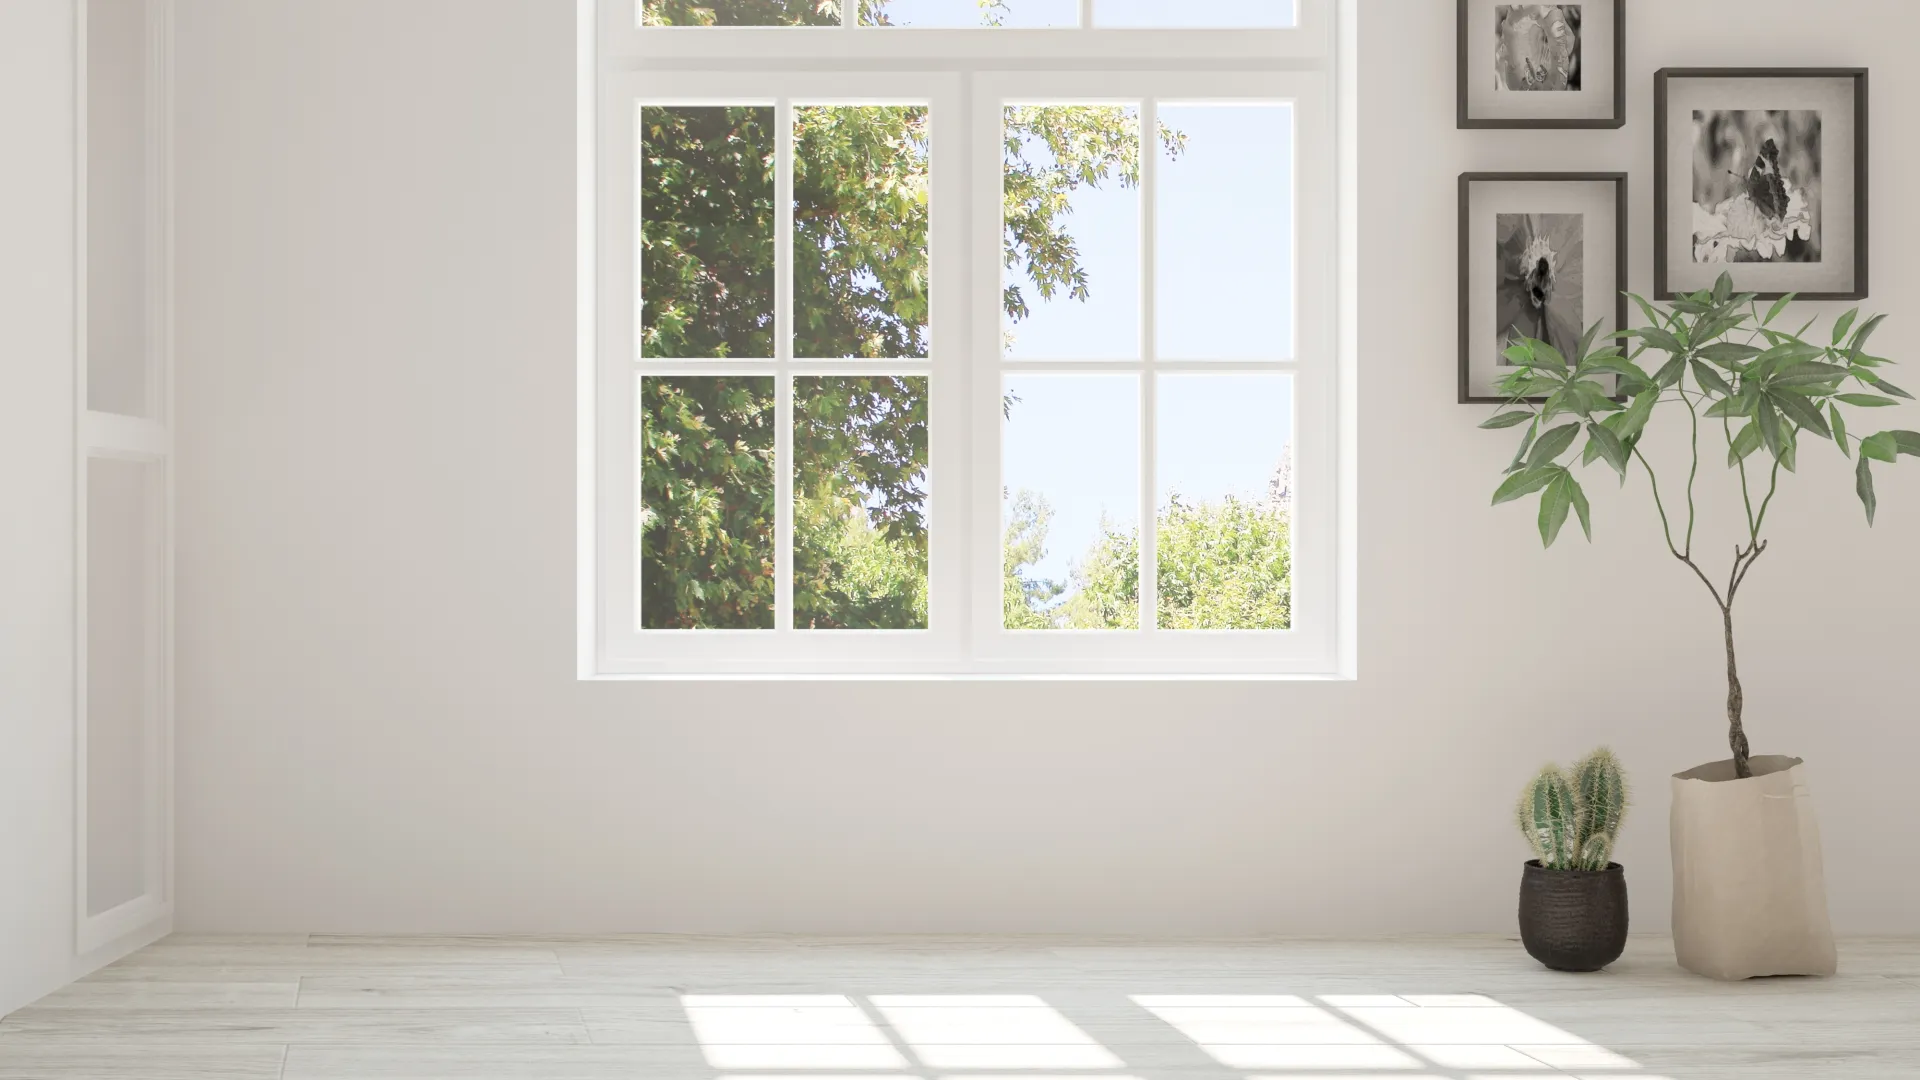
[1518,860,1628,972]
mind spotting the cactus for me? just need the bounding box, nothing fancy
[1517,765,1578,869]
[1570,747,1629,869]
[1517,747,1631,871]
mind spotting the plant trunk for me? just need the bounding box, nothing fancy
[1723,607,1751,779]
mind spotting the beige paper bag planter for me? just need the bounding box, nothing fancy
[1670,755,1837,980]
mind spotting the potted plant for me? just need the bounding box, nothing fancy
[1481,272,1916,979]
[1516,748,1631,972]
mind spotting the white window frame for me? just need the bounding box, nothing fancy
[583,0,1348,678]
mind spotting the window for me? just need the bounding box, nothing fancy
[587,0,1344,676]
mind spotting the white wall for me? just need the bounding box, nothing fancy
[173,0,1920,935]
[0,0,82,1016]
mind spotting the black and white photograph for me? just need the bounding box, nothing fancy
[1657,69,1867,299]
[1495,212,1584,364]
[1460,174,1625,404]
[1493,5,1581,92]
[1691,109,1820,264]
[1459,0,1621,127]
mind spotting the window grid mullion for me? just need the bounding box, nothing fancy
[1078,0,1094,29]
[775,98,795,633]
[1138,98,1159,634]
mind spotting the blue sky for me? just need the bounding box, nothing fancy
[1001,103,1295,591]
[877,0,1295,28]
[1004,104,1294,360]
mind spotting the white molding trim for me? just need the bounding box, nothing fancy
[73,0,175,959]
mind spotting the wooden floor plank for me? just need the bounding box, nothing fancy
[0,934,1915,1079]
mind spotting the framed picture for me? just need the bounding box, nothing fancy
[1459,172,1628,404]
[1655,68,1868,300]
[1457,1,1625,128]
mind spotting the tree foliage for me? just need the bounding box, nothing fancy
[639,376,776,628]
[642,0,1011,27]
[1003,491,1292,631]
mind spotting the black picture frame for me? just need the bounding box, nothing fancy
[1458,172,1629,405]
[1457,0,1626,129]
[1654,67,1869,300]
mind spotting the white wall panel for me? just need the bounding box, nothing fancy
[85,456,161,917]
[86,0,152,418]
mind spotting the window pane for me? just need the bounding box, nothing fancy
[1157,104,1293,359]
[640,376,777,628]
[1002,375,1139,629]
[1002,106,1141,359]
[794,376,929,629]
[642,0,840,26]
[641,106,775,358]
[1155,374,1292,629]
[794,106,930,359]
[1096,0,1295,28]
[864,0,1079,26]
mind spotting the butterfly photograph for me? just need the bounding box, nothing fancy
[1657,69,1868,300]
[1691,110,1820,265]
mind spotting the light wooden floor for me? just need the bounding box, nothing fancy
[1,935,1916,1079]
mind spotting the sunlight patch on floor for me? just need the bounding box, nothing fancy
[687,989,1654,1077]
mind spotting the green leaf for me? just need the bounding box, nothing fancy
[1630,292,1667,330]
[1835,393,1898,408]
[1576,319,1602,363]
[1585,420,1629,480]
[1528,337,1568,371]
[1506,418,1540,474]
[1579,355,1642,377]
[1616,389,1658,442]
[1779,427,1798,473]
[1654,356,1687,389]
[1727,421,1762,466]
[1568,473,1592,540]
[1829,403,1849,459]
[1712,272,1733,305]
[1850,312,1887,353]
[1503,342,1536,365]
[1527,422,1581,469]
[1574,380,1625,413]
[1861,432,1899,463]
[1639,327,1686,355]
[1856,370,1915,400]
[1697,342,1762,367]
[1538,473,1573,548]
[1756,398,1784,461]
[1858,454,1878,524]
[1832,307,1859,344]
[1769,361,1851,388]
[1704,395,1751,419]
[1691,360,1733,397]
[1510,346,1570,371]
[1763,292,1796,326]
[1894,431,1920,457]
[1770,389,1832,439]
[1479,410,1535,429]
[1492,466,1557,505]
